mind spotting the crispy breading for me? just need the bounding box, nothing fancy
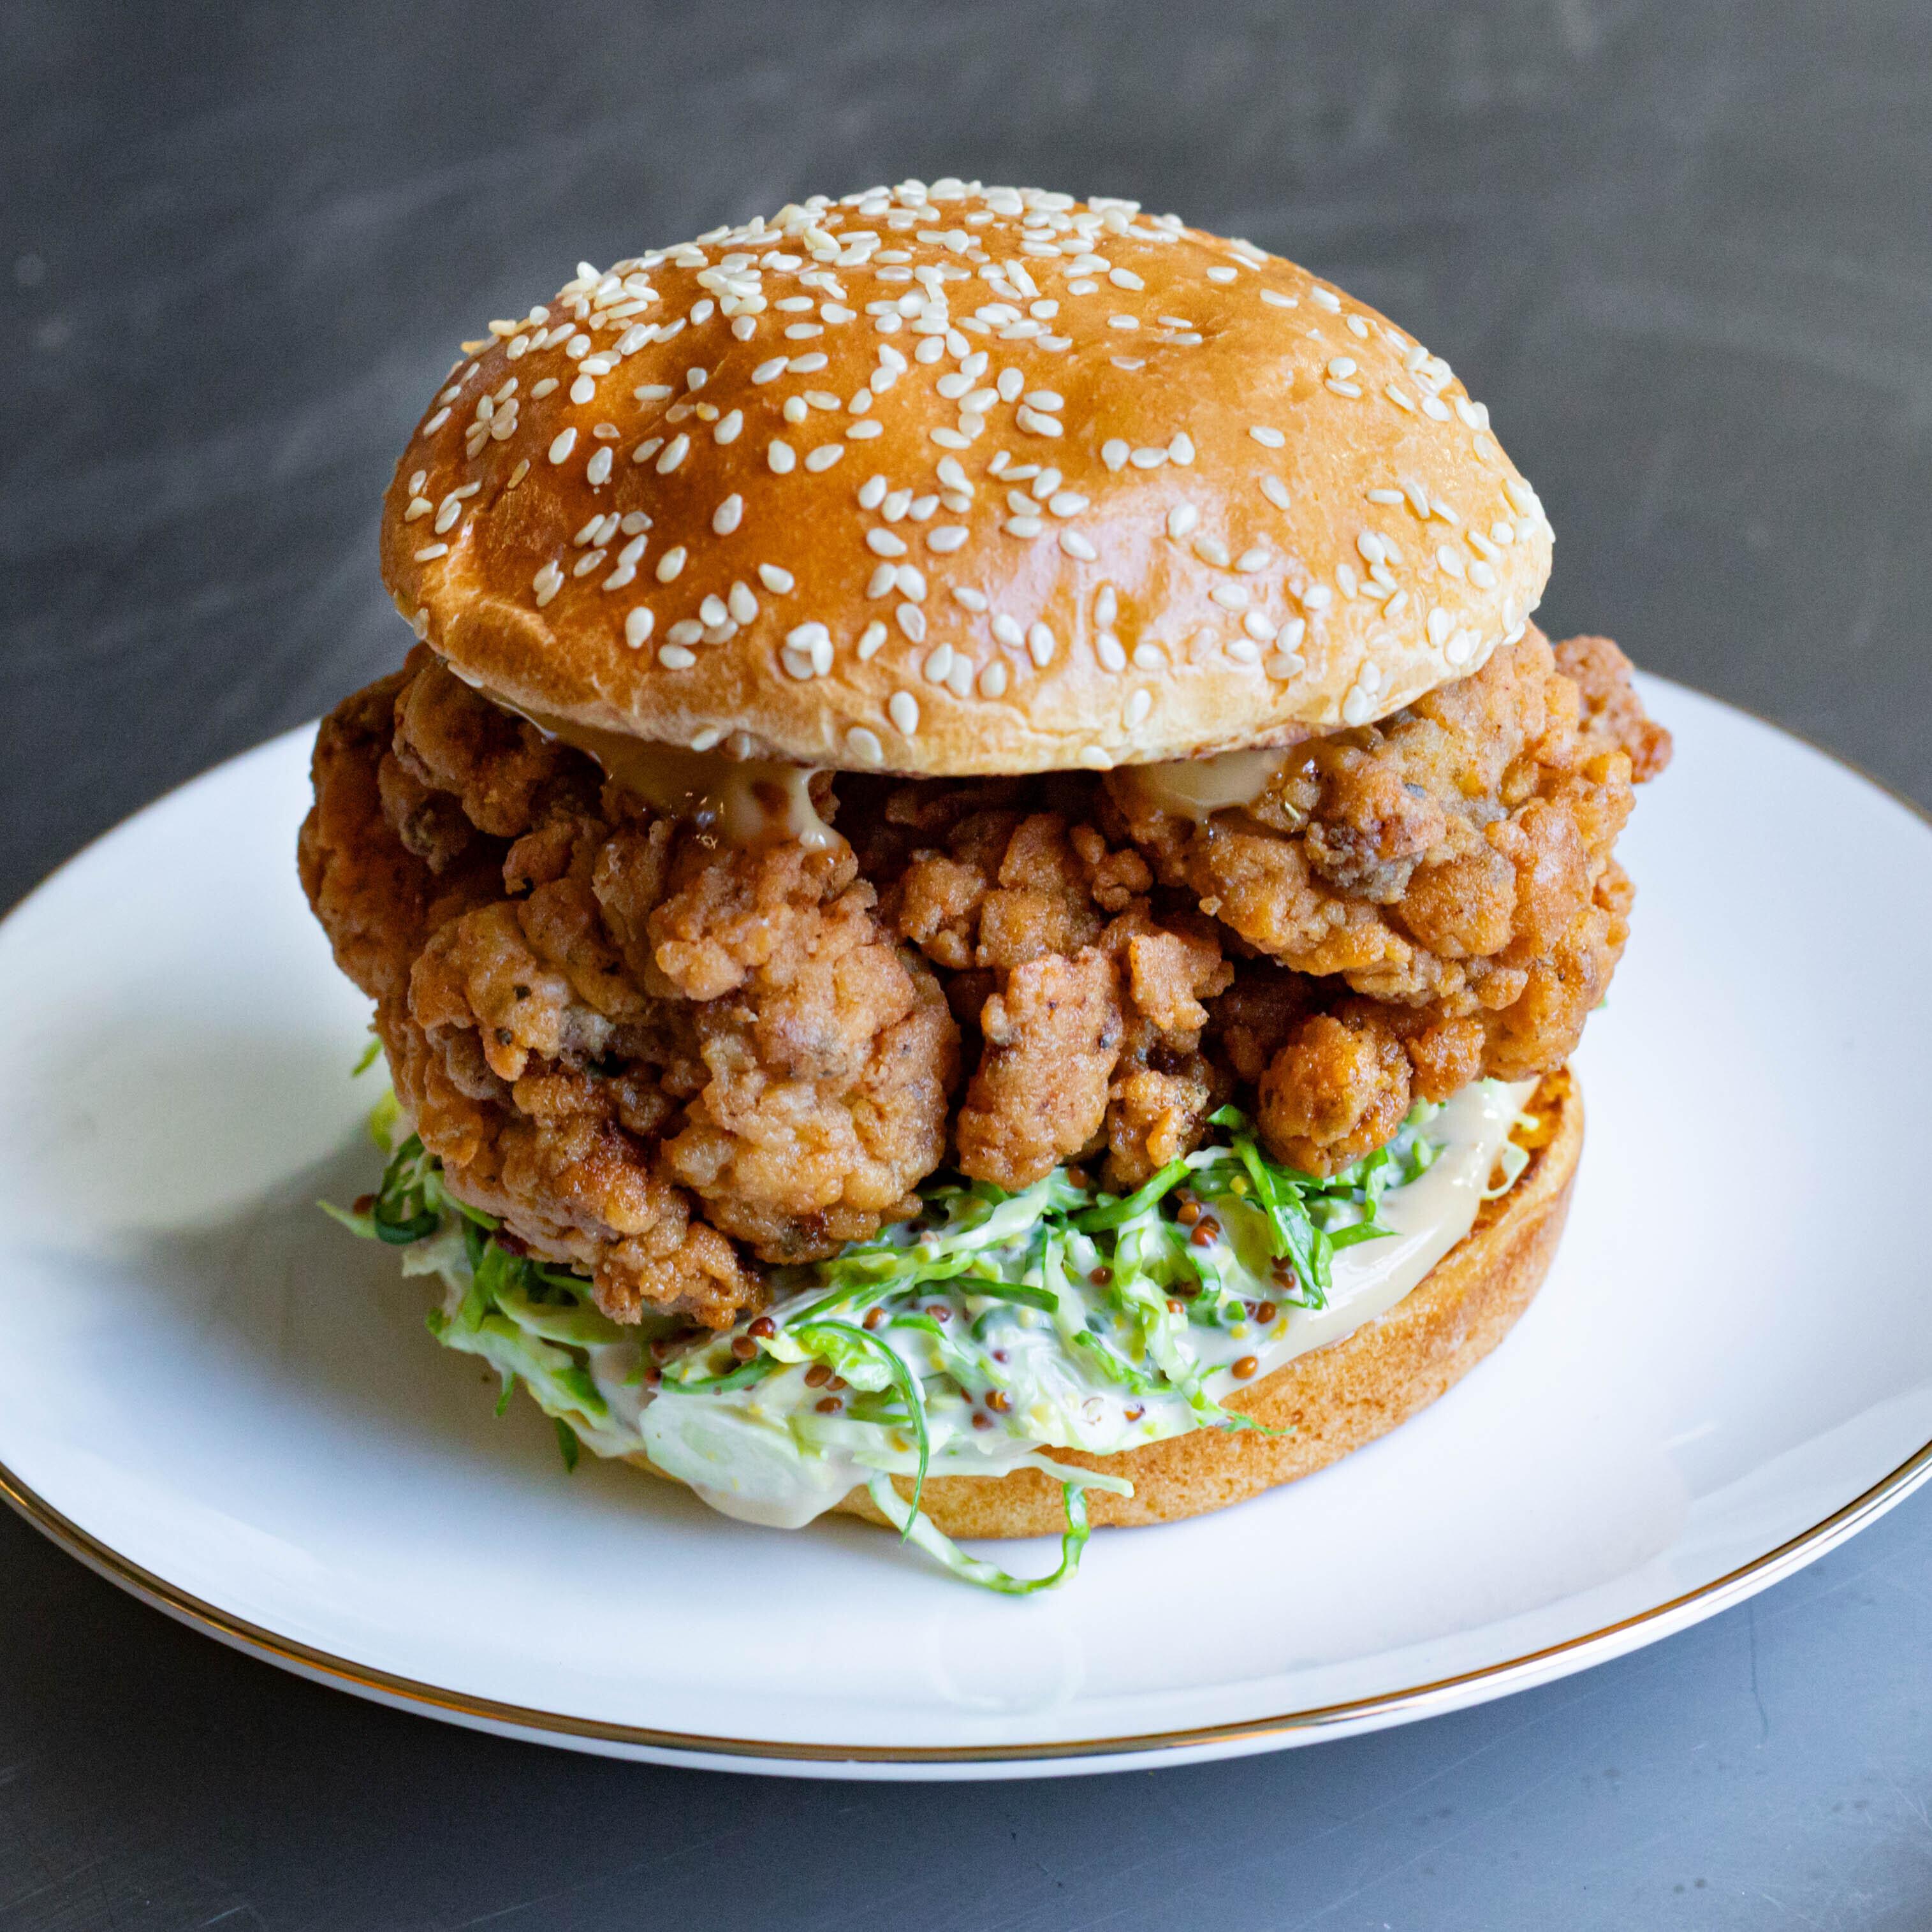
[302,633,1667,1315]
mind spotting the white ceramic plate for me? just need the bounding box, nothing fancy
[3,678,1929,1779]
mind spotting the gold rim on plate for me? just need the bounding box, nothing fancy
[6,1440,1932,1764]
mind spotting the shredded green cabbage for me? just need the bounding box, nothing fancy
[328,1088,1454,1590]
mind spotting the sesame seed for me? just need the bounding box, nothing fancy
[1248,425,1285,448]
[548,427,578,464]
[668,619,704,646]
[569,375,596,405]
[584,447,612,487]
[1310,287,1342,312]
[1468,560,1498,589]
[1259,474,1291,511]
[1132,642,1166,670]
[858,620,888,659]
[657,644,696,670]
[1101,439,1130,472]
[413,543,449,562]
[1301,583,1333,610]
[1194,536,1230,567]
[897,563,927,600]
[846,725,885,765]
[1206,266,1237,284]
[1126,689,1153,726]
[1421,395,1453,421]
[1097,632,1126,671]
[752,358,787,383]
[1060,530,1098,560]
[889,691,920,735]
[757,561,796,594]
[1437,545,1466,578]
[1130,446,1167,469]
[532,562,564,606]
[1004,515,1043,538]
[1356,531,1387,564]
[992,613,1023,648]
[1210,583,1250,610]
[897,602,926,641]
[849,420,883,439]
[713,494,744,534]
[655,434,689,474]
[1325,379,1363,399]
[928,525,969,552]
[1169,433,1196,465]
[1026,621,1055,666]
[1236,547,1270,572]
[728,580,758,623]
[421,408,451,435]
[1366,488,1404,506]
[978,660,1009,698]
[867,529,907,557]
[804,443,844,471]
[656,546,687,582]
[1078,747,1113,770]
[1259,288,1297,309]
[953,585,988,611]
[768,439,796,474]
[625,608,655,647]
[1347,314,1370,339]
[867,563,896,599]
[923,643,955,682]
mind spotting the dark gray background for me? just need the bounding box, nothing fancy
[3,3,1928,1926]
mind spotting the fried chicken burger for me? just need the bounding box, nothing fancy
[303,179,1670,1590]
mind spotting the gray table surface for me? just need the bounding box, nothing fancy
[4,3,1929,1926]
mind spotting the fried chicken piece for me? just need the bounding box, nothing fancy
[305,627,1665,1289]
[1555,634,1674,781]
[1105,630,1668,1172]
[867,794,1224,1190]
[643,840,958,1261]
[954,948,1123,1189]
[302,658,959,1328]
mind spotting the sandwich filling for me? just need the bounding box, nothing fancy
[302,624,1663,1588]
[333,1072,1535,1590]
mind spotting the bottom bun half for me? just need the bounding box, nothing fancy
[630,1069,1579,1540]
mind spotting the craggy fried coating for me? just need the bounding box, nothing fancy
[304,650,956,1329]
[302,631,1667,1320]
[1101,629,1668,1172]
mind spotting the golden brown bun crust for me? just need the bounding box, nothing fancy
[382,181,1553,775]
[833,1067,1579,1537]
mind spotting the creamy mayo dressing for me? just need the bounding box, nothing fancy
[627,1079,1536,1529]
[437,659,837,847]
[1111,743,1296,823]
[445,657,1298,845]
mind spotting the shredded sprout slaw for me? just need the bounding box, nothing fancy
[327,1072,1521,1593]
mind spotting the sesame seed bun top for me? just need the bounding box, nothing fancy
[381,178,1553,775]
